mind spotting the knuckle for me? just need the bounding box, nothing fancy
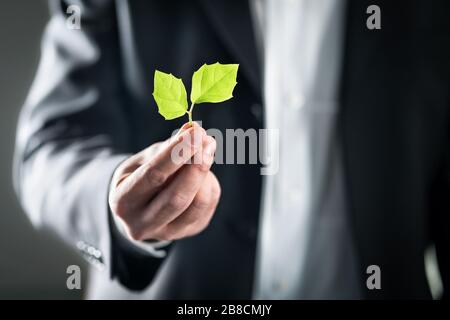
[145,166,167,187]
[166,192,190,212]
[191,194,211,212]
[183,212,201,225]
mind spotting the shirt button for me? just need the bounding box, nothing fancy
[87,246,96,256]
[288,93,305,110]
[93,249,102,259]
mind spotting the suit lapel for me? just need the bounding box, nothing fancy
[198,0,262,100]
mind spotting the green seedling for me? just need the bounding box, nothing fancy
[153,62,239,125]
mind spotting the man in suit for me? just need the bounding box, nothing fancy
[13,0,450,299]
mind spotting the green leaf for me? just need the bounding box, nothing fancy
[152,70,188,120]
[190,62,239,104]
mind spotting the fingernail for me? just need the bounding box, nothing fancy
[180,122,192,131]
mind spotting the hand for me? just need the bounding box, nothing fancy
[109,123,220,241]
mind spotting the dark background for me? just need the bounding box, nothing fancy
[0,0,85,299]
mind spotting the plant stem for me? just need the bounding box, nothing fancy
[187,102,195,125]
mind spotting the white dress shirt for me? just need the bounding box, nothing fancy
[253,0,362,299]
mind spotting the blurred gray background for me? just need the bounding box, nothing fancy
[0,0,85,299]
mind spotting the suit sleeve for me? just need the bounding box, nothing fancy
[13,0,164,291]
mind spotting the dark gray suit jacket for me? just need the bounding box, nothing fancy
[14,0,450,299]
